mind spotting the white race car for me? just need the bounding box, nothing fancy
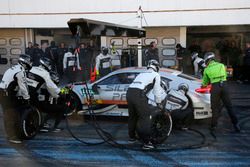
[69,67,212,119]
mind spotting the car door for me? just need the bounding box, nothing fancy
[95,72,139,105]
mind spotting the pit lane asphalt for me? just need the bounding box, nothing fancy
[0,81,250,167]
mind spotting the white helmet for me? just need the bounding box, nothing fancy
[147,59,160,72]
[191,52,198,60]
[204,52,215,64]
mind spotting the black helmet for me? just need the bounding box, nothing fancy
[191,52,199,60]
[40,57,52,71]
[18,54,32,70]
[204,52,215,64]
[178,83,189,93]
[101,47,109,55]
[147,59,160,72]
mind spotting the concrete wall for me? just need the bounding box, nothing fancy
[0,0,249,28]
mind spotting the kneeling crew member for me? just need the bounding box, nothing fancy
[202,52,240,132]
[0,54,32,144]
[126,59,162,150]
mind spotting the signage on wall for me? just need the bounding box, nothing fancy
[10,48,22,55]
[144,38,158,45]
[162,48,176,57]
[0,38,7,46]
[128,38,139,45]
[110,38,123,46]
[162,59,176,67]
[162,38,176,46]
[0,48,7,55]
[9,38,22,46]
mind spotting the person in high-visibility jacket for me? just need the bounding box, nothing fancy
[95,47,112,78]
[202,52,240,133]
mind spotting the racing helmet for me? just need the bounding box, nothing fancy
[40,57,52,71]
[191,52,199,60]
[18,54,32,70]
[204,52,215,64]
[101,47,109,55]
[178,83,189,93]
[147,59,160,72]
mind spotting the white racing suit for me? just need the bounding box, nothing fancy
[126,68,162,143]
[27,66,60,100]
[192,57,206,78]
[95,53,112,78]
[27,66,64,129]
[63,52,81,82]
[0,64,30,100]
[0,64,30,140]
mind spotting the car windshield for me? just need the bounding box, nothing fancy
[98,73,139,85]
[177,73,197,81]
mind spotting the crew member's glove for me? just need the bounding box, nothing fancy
[59,87,70,100]
[157,103,164,111]
[60,87,70,95]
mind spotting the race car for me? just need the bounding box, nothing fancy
[69,67,212,119]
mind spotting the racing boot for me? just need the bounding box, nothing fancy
[142,141,155,150]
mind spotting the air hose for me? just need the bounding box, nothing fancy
[65,83,212,151]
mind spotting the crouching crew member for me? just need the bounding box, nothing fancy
[27,57,64,132]
[126,59,162,150]
[95,47,112,78]
[202,52,240,133]
[0,54,32,144]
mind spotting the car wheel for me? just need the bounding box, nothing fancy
[64,92,82,116]
[151,113,173,144]
[21,106,41,140]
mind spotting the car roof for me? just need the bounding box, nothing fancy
[114,67,182,75]
[93,67,201,85]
